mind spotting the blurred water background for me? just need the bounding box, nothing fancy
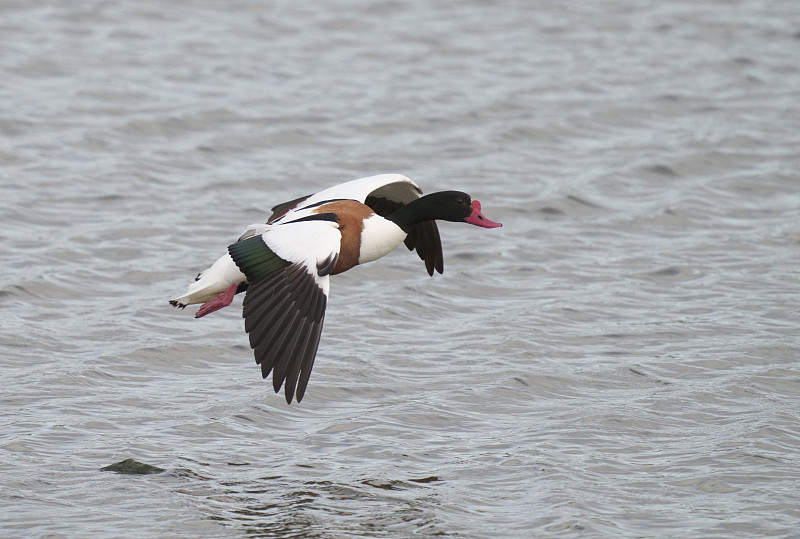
[1,0,799,536]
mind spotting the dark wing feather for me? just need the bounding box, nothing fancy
[364,195,444,276]
[229,237,328,403]
[267,194,312,224]
[239,265,327,403]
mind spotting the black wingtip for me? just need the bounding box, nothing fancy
[241,263,328,405]
[425,259,444,276]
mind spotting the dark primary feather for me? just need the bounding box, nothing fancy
[240,264,327,403]
[228,237,328,404]
[365,195,444,276]
[405,221,444,275]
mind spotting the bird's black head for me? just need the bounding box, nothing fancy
[425,191,474,222]
[387,190,502,231]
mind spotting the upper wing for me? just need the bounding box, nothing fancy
[268,174,422,222]
[301,174,423,207]
[228,219,341,403]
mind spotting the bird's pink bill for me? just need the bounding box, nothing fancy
[465,200,502,228]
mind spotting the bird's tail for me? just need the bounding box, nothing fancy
[169,253,245,308]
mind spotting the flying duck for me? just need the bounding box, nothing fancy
[170,174,501,403]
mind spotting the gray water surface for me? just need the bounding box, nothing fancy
[2,1,799,537]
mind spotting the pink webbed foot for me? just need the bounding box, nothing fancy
[195,283,239,318]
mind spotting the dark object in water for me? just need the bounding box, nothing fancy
[101,458,164,475]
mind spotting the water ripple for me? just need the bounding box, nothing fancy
[2,0,800,537]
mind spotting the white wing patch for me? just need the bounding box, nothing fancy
[262,220,340,288]
[300,174,421,207]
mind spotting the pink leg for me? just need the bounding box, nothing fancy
[195,283,239,318]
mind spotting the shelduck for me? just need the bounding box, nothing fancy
[170,174,501,403]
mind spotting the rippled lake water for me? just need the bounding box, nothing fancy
[2,1,799,537]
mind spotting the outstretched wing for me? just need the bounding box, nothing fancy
[228,218,341,403]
